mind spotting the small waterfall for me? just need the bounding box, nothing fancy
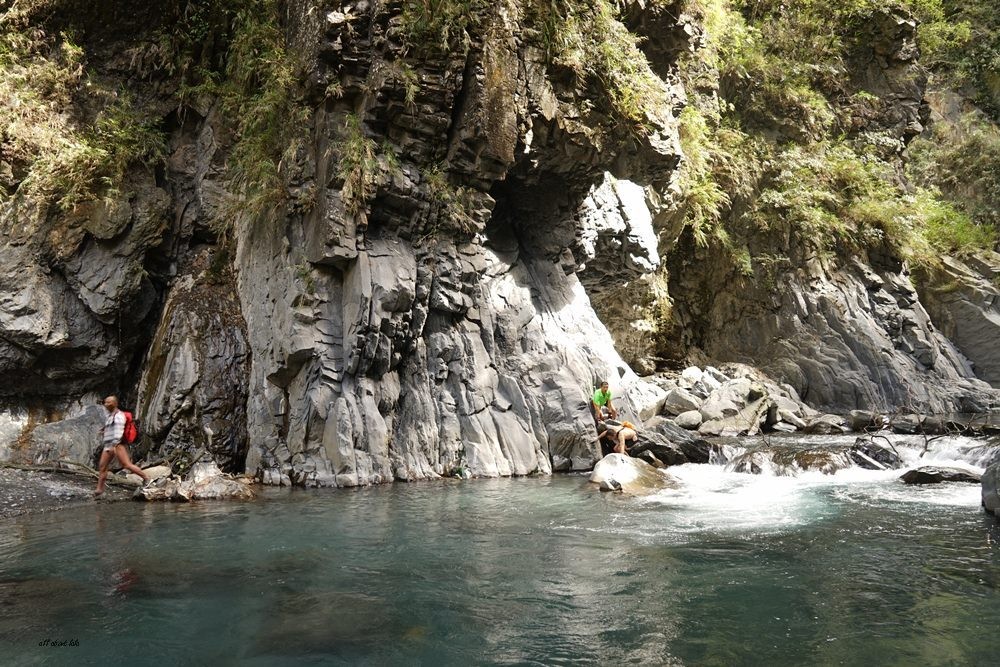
[708,434,1000,478]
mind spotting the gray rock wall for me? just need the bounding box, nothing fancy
[2,1,998,485]
[669,249,997,414]
[917,254,1000,387]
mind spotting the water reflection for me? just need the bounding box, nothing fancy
[1,461,999,664]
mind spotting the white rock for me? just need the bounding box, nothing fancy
[589,454,675,494]
[622,381,668,421]
[675,410,703,429]
[662,388,702,415]
[777,409,807,429]
[124,465,172,485]
[680,366,703,387]
[704,366,729,384]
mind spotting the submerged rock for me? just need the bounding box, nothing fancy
[900,467,981,485]
[589,454,675,495]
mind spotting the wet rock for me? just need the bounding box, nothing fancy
[731,448,854,475]
[644,416,717,463]
[589,453,675,495]
[771,422,797,433]
[900,466,980,485]
[628,430,687,466]
[850,438,904,470]
[599,479,623,492]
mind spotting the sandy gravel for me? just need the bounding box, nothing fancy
[0,468,133,519]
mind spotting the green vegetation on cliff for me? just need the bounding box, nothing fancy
[0,5,164,215]
[674,0,998,271]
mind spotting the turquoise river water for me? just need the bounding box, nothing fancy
[2,435,1000,666]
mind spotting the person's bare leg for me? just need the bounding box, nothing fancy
[114,445,149,482]
[615,431,627,454]
[95,449,113,495]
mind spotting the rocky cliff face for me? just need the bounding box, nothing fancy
[1,1,997,483]
[1,0,684,482]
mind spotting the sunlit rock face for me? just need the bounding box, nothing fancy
[917,253,1000,388]
[224,1,687,485]
[0,1,684,482]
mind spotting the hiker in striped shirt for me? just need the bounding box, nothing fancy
[94,395,149,497]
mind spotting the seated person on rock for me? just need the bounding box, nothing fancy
[591,381,618,423]
[597,419,638,455]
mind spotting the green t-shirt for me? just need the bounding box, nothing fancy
[592,388,612,406]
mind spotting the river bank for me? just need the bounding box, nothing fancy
[0,468,132,520]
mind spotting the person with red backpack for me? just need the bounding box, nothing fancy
[94,395,149,497]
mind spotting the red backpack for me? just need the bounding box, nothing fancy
[121,410,139,445]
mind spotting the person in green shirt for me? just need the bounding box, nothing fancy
[591,381,617,421]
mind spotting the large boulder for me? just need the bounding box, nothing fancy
[675,410,703,429]
[900,466,981,485]
[889,414,923,435]
[21,404,107,466]
[662,388,701,416]
[848,409,883,432]
[589,453,675,494]
[805,414,850,435]
[644,416,717,462]
[699,397,771,437]
[699,378,752,421]
[627,430,687,466]
[983,463,1000,516]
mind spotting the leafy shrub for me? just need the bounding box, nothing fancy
[0,17,163,212]
[526,0,670,133]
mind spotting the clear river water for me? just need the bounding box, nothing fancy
[3,434,1000,666]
